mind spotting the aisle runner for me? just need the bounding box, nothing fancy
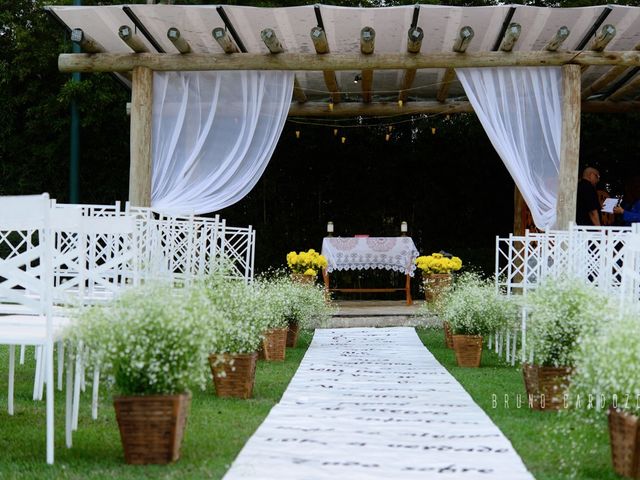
[224,328,533,480]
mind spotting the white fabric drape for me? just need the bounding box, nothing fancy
[456,67,562,230]
[151,71,294,215]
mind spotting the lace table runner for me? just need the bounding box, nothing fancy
[321,237,419,276]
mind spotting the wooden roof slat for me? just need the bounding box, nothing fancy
[118,25,149,53]
[607,70,640,101]
[261,28,307,104]
[581,24,616,74]
[398,26,424,103]
[360,26,375,103]
[71,28,104,54]
[499,23,522,52]
[545,26,570,52]
[212,27,239,54]
[437,26,474,104]
[310,26,341,104]
[167,28,190,54]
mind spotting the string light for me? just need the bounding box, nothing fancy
[328,101,334,112]
[388,126,393,132]
[295,130,301,139]
[431,127,436,135]
[385,133,390,141]
[333,128,338,136]
[341,136,346,144]
[398,100,403,108]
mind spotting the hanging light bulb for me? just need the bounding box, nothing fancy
[398,100,403,108]
[388,125,393,132]
[333,128,338,136]
[445,114,450,121]
[295,130,301,139]
[385,133,390,141]
[341,136,346,144]
[328,101,334,112]
[431,127,436,135]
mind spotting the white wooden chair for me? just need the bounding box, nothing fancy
[0,194,64,464]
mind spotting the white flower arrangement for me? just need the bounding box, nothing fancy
[570,310,640,415]
[439,272,515,336]
[202,275,268,355]
[273,276,333,329]
[525,277,611,367]
[67,283,218,395]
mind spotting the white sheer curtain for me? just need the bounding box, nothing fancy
[151,71,294,215]
[456,67,562,230]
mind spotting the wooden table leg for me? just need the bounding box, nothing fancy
[405,274,412,305]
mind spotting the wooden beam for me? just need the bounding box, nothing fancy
[399,27,424,102]
[261,28,284,54]
[499,23,521,52]
[118,25,148,53]
[437,26,474,103]
[545,26,570,52]
[129,66,153,208]
[582,24,616,74]
[555,64,581,230]
[310,26,341,104]
[167,27,190,54]
[212,27,238,54]
[582,42,640,99]
[58,51,640,74]
[293,77,307,103]
[360,27,375,103]
[607,72,640,101]
[287,99,640,117]
[70,28,104,54]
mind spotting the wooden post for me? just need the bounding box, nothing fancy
[129,66,153,207]
[555,64,581,230]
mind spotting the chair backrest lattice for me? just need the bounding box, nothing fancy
[0,194,53,318]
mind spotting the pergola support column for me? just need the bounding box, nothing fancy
[555,64,581,230]
[129,66,153,207]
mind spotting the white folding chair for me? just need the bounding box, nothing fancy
[0,193,64,464]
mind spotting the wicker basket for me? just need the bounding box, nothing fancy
[522,364,571,411]
[287,320,300,348]
[609,407,640,478]
[113,392,191,465]
[290,273,315,285]
[423,273,452,303]
[443,321,454,349]
[261,327,288,361]
[209,352,257,399]
[452,335,483,367]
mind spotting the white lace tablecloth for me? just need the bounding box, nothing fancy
[321,237,419,276]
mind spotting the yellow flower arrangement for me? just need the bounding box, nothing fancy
[287,249,328,276]
[415,252,462,275]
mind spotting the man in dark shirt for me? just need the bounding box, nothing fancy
[576,167,601,226]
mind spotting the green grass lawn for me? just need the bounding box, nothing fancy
[0,329,622,479]
[416,328,619,480]
[0,331,312,480]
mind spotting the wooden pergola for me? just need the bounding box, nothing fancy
[49,3,640,229]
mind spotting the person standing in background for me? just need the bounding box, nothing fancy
[576,167,601,226]
[614,176,640,225]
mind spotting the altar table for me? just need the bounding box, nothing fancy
[321,237,419,305]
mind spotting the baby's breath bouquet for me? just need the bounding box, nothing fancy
[254,278,291,330]
[286,249,328,276]
[68,283,218,395]
[203,274,268,354]
[273,276,333,329]
[440,272,514,336]
[415,252,462,275]
[525,278,610,367]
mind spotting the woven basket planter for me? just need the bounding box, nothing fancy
[290,273,315,285]
[261,327,288,361]
[443,321,454,349]
[209,352,258,399]
[609,407,640,478]
[522,364,571,411]
[113,392,191,465]
[423,273,452,303]
[452,335,483,367]
[287,320,300,348]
